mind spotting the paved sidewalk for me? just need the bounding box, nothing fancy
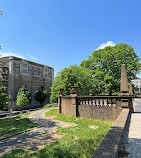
[126,113,141,158]
[0,107,77,156]
[123,99,141,158]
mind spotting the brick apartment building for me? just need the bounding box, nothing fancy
[0,56,54,110]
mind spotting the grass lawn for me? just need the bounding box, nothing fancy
[1,109,112,158]
[43,103,58,109]
[0,112,37,137]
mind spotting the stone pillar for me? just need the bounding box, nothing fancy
[129,82,133,95]
[58,88,65,113]
[120,64,129,108]
[120,64,134,112]
[129,83,134,112]
[70,86,79,117]
[128,97,134,113]
[71,94,78,117]
[120,64,129,95]
[58,95,62,113]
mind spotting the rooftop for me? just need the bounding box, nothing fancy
[0,55,54,69]
[132,77,141,80]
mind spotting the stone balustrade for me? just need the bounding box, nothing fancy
[78,96,118,107]
[59,94,133,120]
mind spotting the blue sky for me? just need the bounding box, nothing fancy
[0,0,141,76]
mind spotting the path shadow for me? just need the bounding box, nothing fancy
[0,118,60,154]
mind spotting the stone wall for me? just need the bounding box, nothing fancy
[61,96,77,117]
[91,109,130,158]
[59,95,125,120]
[78,105,122,120]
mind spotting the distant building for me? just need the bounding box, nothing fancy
[131,77,141,94]
[0,56,54,110]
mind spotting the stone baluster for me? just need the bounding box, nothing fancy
[58,88,65,113]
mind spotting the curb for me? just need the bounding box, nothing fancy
[0,129,32,141]
[0,108,43,119]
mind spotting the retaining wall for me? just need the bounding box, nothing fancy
[91,108,130,158]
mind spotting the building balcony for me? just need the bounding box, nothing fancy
[33,74,40,77]
[1,79,8,82]
[0,72,8,75]
[0,65,8,68]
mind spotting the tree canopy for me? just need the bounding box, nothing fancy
[80,43,141,94]
[17,85,32,103]
[50,65,93,103]
[34,85,48,106]
[16,92,29,109]
[0,82,9,110]
[0,10,2,15]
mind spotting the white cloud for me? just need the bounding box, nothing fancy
[27,54,39,61]
[0,51,26,59]
[97,41,116,50]
[0,52,39,62]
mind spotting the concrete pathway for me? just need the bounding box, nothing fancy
[133,98,141,112]
[124,98,141,158]
[0,108,77,156]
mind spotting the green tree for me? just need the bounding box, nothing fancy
[80,43,141,94]
[0,10,2,15]
[17,85,32,103]
[35,85,48,106]
[0,83,9,110]
[16,92,29,110]
[50,65,94,103]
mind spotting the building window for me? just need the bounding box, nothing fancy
[29,71,32,75]
[45,74,48,77]
[44,69,48,72]
[4,70,8,73]
[29,65,32,69]
[15,62,19,66]
[22,70,26,73]
[34,67,37,70]
[34,72,38,75]
[16,75,19,79]
[15,68,19,72]
[0,62,6,66]
[23,64,27,67]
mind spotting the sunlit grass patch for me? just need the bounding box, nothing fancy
[0,112,37,137]
[1,109,112,158]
